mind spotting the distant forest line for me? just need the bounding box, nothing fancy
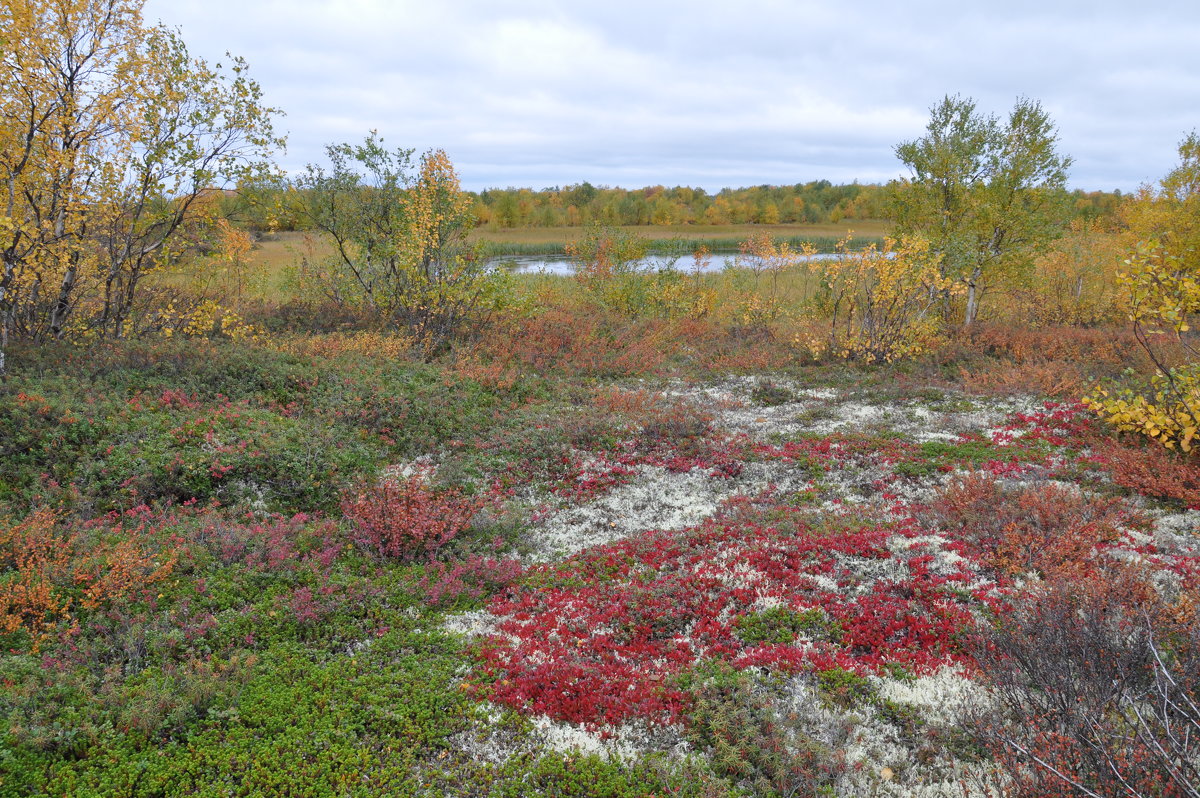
[250,180,1125,232]
[467,181,1123,228]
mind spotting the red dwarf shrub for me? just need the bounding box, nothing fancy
[341,472,487,561]
[473,510,991,730]
[925,473,1142,580]
[1091,435,1200,509]
[990,400,1097,449]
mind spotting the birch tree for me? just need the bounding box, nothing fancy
[889,95,1071,326]
[0,0,282,375]
[290,134,502,356]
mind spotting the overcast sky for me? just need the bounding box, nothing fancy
[142,0,1198,193]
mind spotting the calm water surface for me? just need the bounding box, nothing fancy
[488,252,844,275]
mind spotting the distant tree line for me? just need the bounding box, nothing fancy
[473,181,883,228]
[232,180,1124,233]
[468,182,1126,230]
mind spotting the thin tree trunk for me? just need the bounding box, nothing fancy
[963,265,983,327]
[49,257,78,338]
[0,254,14,378]
[0,302,8,380]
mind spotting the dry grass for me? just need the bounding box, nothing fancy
[237,225,889,302]
[233,232,336,299]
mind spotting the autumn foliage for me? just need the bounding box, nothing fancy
[925,472,1142,580]
[340,472,490,561]
[973,571,1200,797]
[1087,134,1200,452]
[5,9,1200,793]
[0,509,177,651]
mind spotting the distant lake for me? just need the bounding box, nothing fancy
[487,252,846,276]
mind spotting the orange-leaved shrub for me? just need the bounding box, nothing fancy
[0,509,180,652]
[1091,434,1200,509]
[966,325,1136,367]
[0,510,71,649]
[76,537,179,611]
[952,324,1146,399]
[925,473,1142,579]
[463,307,671,378]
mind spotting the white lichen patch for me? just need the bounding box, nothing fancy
[832,669,1000,797]
[888,533,972,575]
[662,378,1045,462]
[441,609,501,640]
[874,667,991,728]
[523,464,743,561]
[794,400,892,435]
[528,714,688,760]
[663,377,843,441]
[771,668,998,798]
[1154,509,1200,545]
[449,702,688,765]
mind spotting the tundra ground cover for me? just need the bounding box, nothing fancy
[454,379,1199,795]
[1,338,1198,796]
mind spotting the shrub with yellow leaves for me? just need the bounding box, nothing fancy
[1088,377,1200,452]
[1086,242,1200,451]
[818,235,953,363]
[718,233,815,331]
[269,331,419,361]
[566,227,716,320]
[1087,134,1200,451]
[1003,218,1128,327]
[157,299,263,341]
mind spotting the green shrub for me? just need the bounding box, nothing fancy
[683,665,843,797]
[734,607,843,646]
[751,379,796,407]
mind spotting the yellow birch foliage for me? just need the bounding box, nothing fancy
[819,235,953,363]
[721,233,816,329]
[1086,134,1200,451]
[1087,242,1200,452]
[0,0,147,346]
[0,0,280,371]
[1010,218,1128,326]
[393,149,501,351]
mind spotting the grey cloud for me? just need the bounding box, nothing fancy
[144,0,1200,191]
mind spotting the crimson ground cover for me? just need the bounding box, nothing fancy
[467,397,1192,738]
[475,501,996,729]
